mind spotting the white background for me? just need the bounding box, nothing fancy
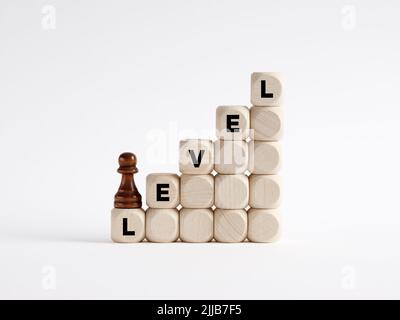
[1,0,400,299]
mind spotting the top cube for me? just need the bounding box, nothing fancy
[251,72,283,107]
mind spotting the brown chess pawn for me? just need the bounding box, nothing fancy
[111,152,145,243]
[114,152,142,208]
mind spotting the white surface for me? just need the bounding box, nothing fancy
[1,0,400,299]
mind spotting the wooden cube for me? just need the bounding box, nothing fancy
[251,72,282,107]
[214,209,247,242]
[180,174,214,208]
[249,175,281,208]
[214,174,249,209]
[250,106,283,141]
[248,141,281,174]
[216,106,250,140]
[145,208,179,242]
[180,208,214,243]
[214,140,248,174]
[146,173,180,208]
[247,209,281,243]
[111,208,145,243]
[179,139,214,174]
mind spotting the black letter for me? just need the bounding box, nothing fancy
[157,184,170,201]
[188,150,205,168]
[261,80,274,98]
[122,218,135,236]
[227,115,240,132]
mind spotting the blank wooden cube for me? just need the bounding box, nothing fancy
[216,106,250,140]
[111,208,145,243]
[214,209,247,243]
[247,209,281,243]
[248,141,281,174]
[179,139,214,174]
[214,140,248,174]
[180,208,213,243]
[215,174,249,209]
[251,72,282,107]
[181,174,214,208]
[250,106,283,141]
[145,208,179,242]
[146,173,180,208]
[249,175,281,208]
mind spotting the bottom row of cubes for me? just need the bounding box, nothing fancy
[111,208,280,243]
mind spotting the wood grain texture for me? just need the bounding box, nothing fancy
[249,175,281,209]
[145,208,179,243]
[214,174,249,209]
[251,72,283,107]
[179,208,214,243]
[179,139,214,174]
[216,106,250,140]
[180,174,214,208]
[214,209,247,243]
[250,106,283,141]
[248,141,281,174]
[146,173,180,208]
[247,208,281,243]
[214,140,248,174]
[111,208,145,243]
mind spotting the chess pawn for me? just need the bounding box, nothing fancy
[114,152,142,208]
[111,152,145,243]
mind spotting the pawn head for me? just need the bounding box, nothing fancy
[118,152,138,173]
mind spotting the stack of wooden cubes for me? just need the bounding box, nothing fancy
[111,72,283,243]
[247,72,283,242]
